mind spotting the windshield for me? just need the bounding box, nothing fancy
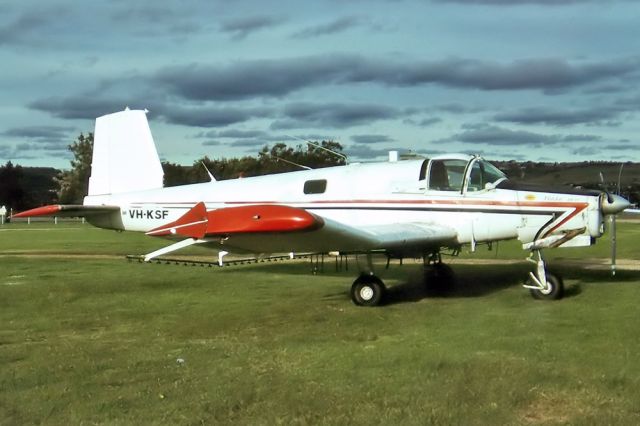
[467,160,507,191]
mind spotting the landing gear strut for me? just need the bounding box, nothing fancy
[523,250,564,300]
[351,274,386,306]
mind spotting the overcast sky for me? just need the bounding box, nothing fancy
[1,0,639,169]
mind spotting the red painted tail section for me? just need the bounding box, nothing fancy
[147,203,323,239]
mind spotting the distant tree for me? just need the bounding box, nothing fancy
[162,161,193,187]
[257,140,346,174]
[0,161,27,211]
[56,133,93,203]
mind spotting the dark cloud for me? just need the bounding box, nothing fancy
[217,129,269,139]
[614,94,640,109]
[433,103,486,114]
[394,57,640,92]
[28,96,142,120]
[293,16,362,38]
[156,105,271,127]
[444,124,605,146]
[229,139,267,148]
[561,134,603,142]
[220,15,285,40]
[0,10,50,46]
[2,125,74,141]
[109,5,204,37]
[604,143,638,150]
[571,146,600,156]
[12,142,68,153]
[404,117,443,127]
[153,55,358,101]
[351,134,394,144]
[450,124,554,145]
[270,102,398,129]
[432,0,615,5]
[0,144,41,160]
[493,107,621,126]
[152,55,640,102]
[1,126,75,157]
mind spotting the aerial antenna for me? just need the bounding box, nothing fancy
[616,163,624,195]
[258,152,311,170]
[201,162,216,182]
[286,135,348,164]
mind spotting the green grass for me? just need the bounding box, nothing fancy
[1,222,640,424]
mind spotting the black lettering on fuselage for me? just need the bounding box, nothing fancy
[128,209,169,220]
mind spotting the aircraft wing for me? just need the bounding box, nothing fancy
[147,203,458,255]
[12,204,120,218]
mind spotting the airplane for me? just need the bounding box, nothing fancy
[13,108,632,306]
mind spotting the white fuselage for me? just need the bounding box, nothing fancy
[84,156,605,254]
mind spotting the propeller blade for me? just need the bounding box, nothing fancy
[610,214,617,276]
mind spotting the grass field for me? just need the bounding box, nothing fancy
[1,222,640,424]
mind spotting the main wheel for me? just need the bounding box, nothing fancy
[528,273,564,300]
[424,263,456,295]
[351,275,385,307]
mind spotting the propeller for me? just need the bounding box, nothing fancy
[599,165,631,276]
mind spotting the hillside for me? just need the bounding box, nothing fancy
[493,161,640,204]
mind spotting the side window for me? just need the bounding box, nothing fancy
[419,159,429,181]
[428,160,467,192]
[303,179,327,194]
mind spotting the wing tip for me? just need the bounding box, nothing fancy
[11,205,62,218]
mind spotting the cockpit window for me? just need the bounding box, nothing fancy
[467,160,507,191]
[428,159,467,191]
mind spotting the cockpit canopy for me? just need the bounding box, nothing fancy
[420,156,507,193]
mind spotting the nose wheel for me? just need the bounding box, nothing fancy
[351,274,386,306]
[526,272,564,300]
[523,250,564,300]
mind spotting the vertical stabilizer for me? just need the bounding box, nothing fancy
[88,109,164,196]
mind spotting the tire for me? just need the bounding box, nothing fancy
[424,263,456,295]
[528,273,564,300]
[351,275,385,307]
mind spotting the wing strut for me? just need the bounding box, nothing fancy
[143,238,207,262]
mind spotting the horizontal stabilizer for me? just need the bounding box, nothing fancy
[147,203,323,239]
[12,204,120,218]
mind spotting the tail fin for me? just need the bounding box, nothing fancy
[88,108,164,196]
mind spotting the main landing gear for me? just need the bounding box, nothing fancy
[351,274,386,307]
[349,251,457,307]
[523,250,564,300]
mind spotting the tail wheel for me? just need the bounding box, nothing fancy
[351,275,385,307]
[528,273,564,300]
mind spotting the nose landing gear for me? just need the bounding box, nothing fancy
[523,250,564,300]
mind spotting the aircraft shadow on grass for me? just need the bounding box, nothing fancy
[315,262,640,306]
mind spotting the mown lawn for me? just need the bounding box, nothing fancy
[1,222,640,424]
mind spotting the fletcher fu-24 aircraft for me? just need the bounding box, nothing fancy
[14,109,632,306]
